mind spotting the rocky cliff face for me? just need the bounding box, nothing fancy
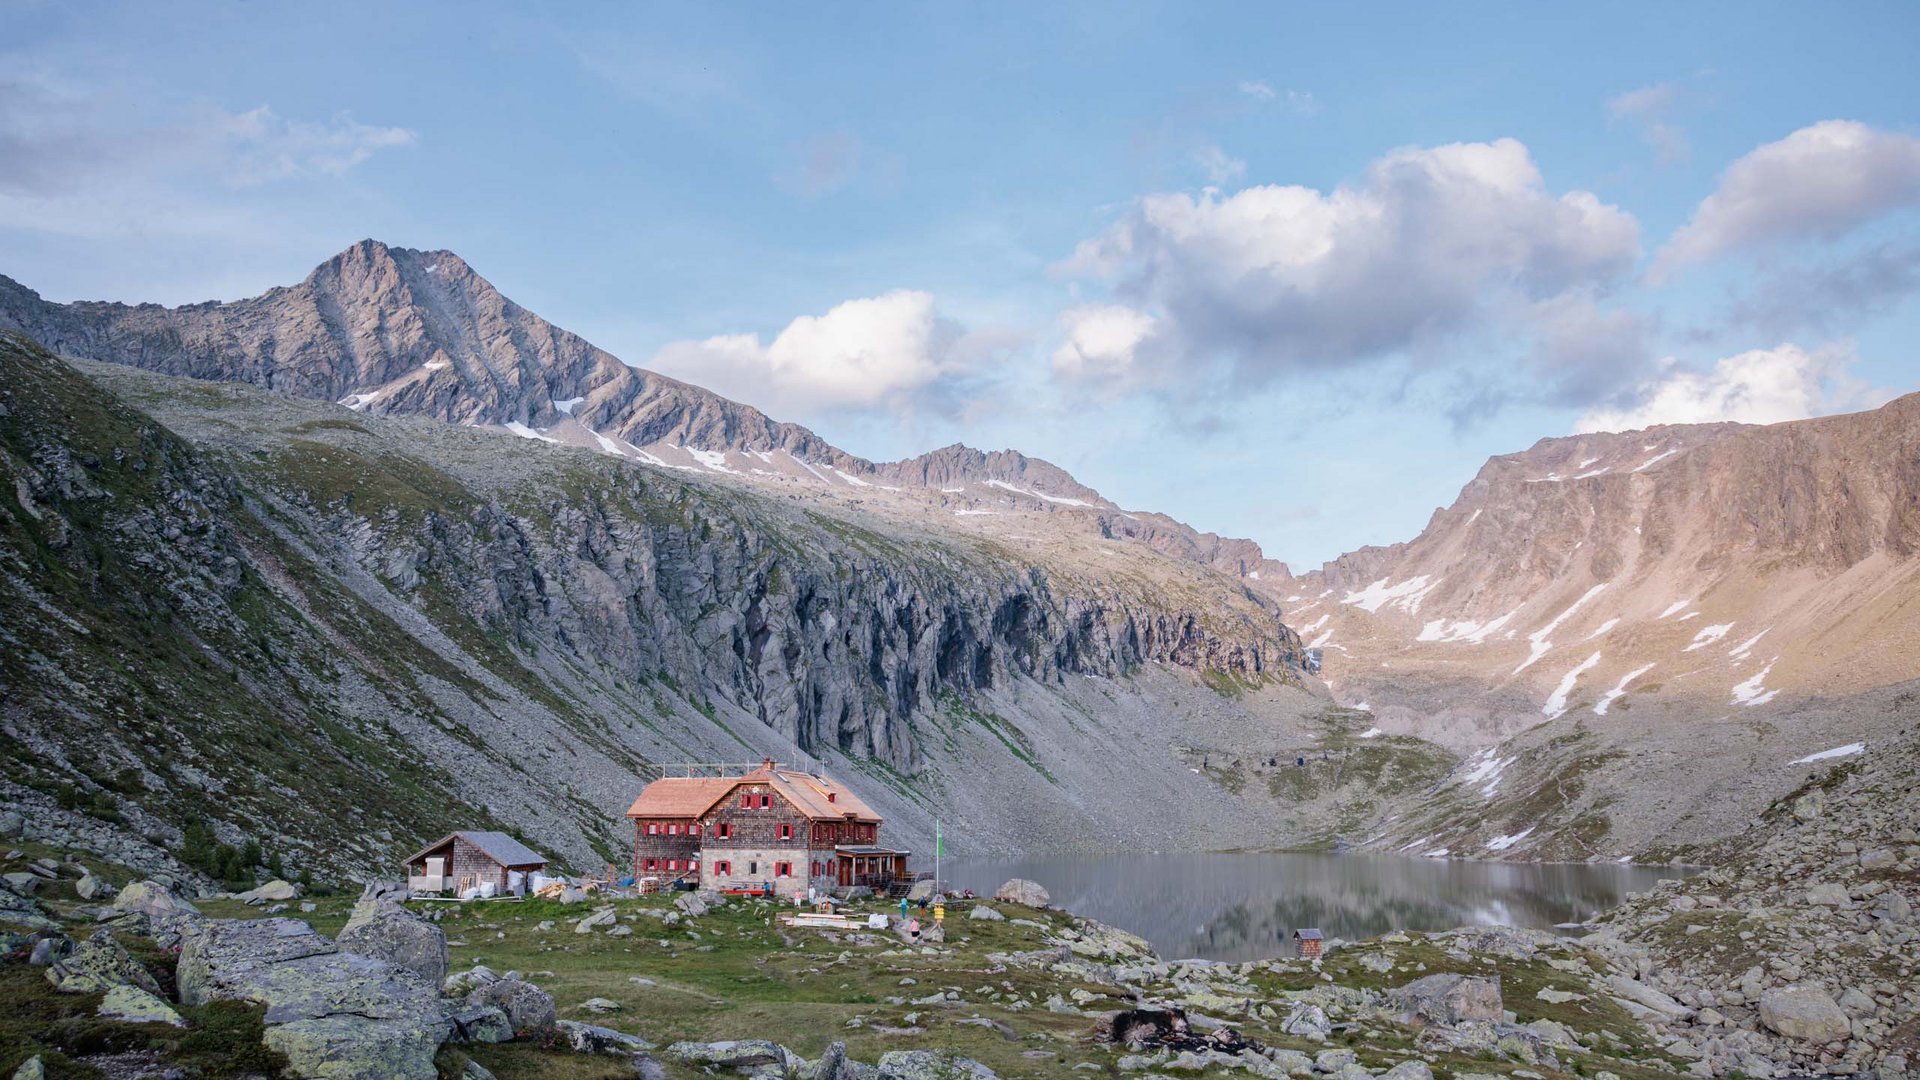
[1,331,1324,880]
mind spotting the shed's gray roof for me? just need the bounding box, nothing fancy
[1293,928,1325,940]
[406,830,547,868]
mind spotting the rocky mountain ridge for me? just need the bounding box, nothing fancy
[0,330,1345,882]
[0,241,1290,582]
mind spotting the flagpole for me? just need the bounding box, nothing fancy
[935,818,941,895]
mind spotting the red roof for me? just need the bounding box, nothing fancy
[626,764,881,825]
[624,777,737,819]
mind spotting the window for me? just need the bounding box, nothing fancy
[667,859,678,871]
[690,860,699,873]
[714,860,729,876]
[715,822,731,839]
[742,793,752,809]
[778,823,792,841]
[748,861,758,876]
[644,858,656,871]
[776,861,792,877]
[759,794,772,809]
[646,822,658,835]
[811,860,821,876]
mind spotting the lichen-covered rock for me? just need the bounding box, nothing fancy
[46,929,161,995]
[875,1049,1000,1079]
[1759,986,1851,1043]
[466,975,556,1034]
[992,879,1049,908]
[553,1019,653,1055]
[665,1040,791,1070]
[337,898,448,986]
[447,1004,513,1044]
[98,984,186,1026]
[178,917,448,1080]
[443,964,499,997]
[967,905,1004,922]
[1390,973,1503,1025]
[1281,1002,1330,1038]
[74,874,107,901]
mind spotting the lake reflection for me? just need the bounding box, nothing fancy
[941,852,1690,963]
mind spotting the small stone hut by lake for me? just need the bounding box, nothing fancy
[404,830,547,897]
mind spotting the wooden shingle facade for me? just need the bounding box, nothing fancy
[626,760,905,897]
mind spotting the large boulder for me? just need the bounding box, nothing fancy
[1605,976,1694,1020]
[554,1019,653,1055]
[466,975,556,1034]
[74,874,108,901]
[337,898,448,986]
[112,880,199,920]
[444,964,499,997]
[991,879,1049,908]
[178,917,449,1080]
[665,1040,792,1070]
[236,879,301,904]
[46,929,161,995]
[907,880,939,902]
[967,905,1004,922]
[98,984,186,1026]
[1282,1002,1332,1038]
[574,907,617,933]
[673,891,724,917]
[1759,986,1852,1043]
[1390,974,1503,1025]
[875,1049,1000,1079]
[448,1004,513,1044]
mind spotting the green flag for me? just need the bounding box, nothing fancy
[935,821,943,858]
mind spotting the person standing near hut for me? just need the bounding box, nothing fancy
[908,917,921,943]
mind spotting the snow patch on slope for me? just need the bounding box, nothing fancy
[1731,658,1780,706]
[1543,652,1603,718]
[1594,663,1656,716]
[1790,742,1864,764]
[1683,623,1734,652]
[1343,575,1442,615]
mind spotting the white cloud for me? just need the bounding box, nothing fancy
[1192,143,1246,185]
[1655,121,1920,277]
[1605,83,1688,165]
[0,70,414,242]
[1606,83,1675,120]
[1057,138,1639,393]
[1574,343,1893,432]
[1237,81,1315,114]
[216,106,416,186]
[649,290,987,417]
[1051,304,1157,384]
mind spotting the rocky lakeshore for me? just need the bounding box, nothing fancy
[5,746,1914,1080]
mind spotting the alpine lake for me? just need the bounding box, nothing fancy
[942,851,1693,963]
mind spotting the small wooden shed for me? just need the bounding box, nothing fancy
[1292,928,1325,959]
[405,831,547,897]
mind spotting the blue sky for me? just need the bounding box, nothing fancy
[6,2,1920,568]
